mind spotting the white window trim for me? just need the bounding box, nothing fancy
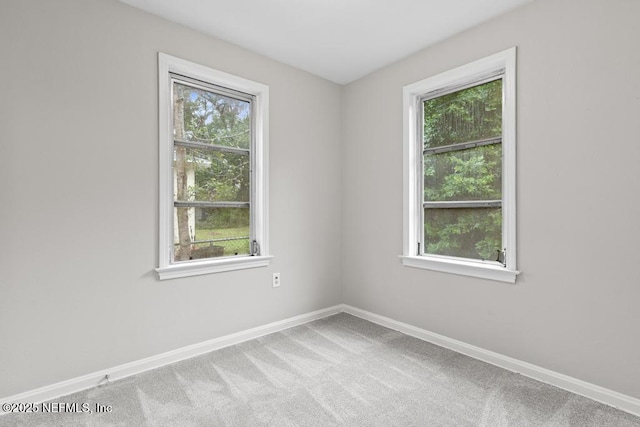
[401,47,518,283]
[156,53,272,280]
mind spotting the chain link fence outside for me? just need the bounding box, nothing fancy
[190,236,250,258]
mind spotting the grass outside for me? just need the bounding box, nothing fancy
[193,226,250,256]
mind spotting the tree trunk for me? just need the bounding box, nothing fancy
[174,87,192,261]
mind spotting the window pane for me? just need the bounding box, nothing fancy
[173,82,251,149]
[423,79,502,149]
[173,147,249,203]
[424,144,501,202]
[173,207,250,262]
[424,207,501,260]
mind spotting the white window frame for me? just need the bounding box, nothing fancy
[156,53,272,280]
[401,47,518,283]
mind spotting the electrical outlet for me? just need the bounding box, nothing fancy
[272,273,281,288]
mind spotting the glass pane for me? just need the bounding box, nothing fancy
[173,146,249,203]
[424,144,501,202]
[173,82,251,149]
[424,207,501,261]
[423,79,502,149]
[173,207,250,262]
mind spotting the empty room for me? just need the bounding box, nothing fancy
[1,0,639,425]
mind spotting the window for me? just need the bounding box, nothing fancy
[156,53,271,280]
[402,48,518,283]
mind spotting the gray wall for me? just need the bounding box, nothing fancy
[342,0,640,399]
[0,0,342,397]
[2,0,639,404]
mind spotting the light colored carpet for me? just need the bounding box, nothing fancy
[2,313,639,426]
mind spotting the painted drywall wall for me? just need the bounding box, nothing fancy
[342,0,640,399]
[2,0,638,405]
[0,0,343,397]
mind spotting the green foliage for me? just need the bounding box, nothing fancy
[178,83,252,231]
[197,207,249,230]
[182,86,251,149]
[424,79,502,148]
[191,151,249,203]
[424,208,501,260]
[423,80,503,260]
[424,145,501,202]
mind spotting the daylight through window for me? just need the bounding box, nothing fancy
[157,53,270,280]
[171,78,254,262]
[402,48,517,283]
[422,78,503,261]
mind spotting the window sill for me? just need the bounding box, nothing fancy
[400,255,519,283]
[156,255,273,280]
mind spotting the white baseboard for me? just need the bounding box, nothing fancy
[341,304,640,417]
[3,303,639,419]
[0,305,343,408]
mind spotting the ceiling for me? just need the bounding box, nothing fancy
[120,0,532,84]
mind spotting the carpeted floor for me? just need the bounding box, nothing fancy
[2,313,639,426]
